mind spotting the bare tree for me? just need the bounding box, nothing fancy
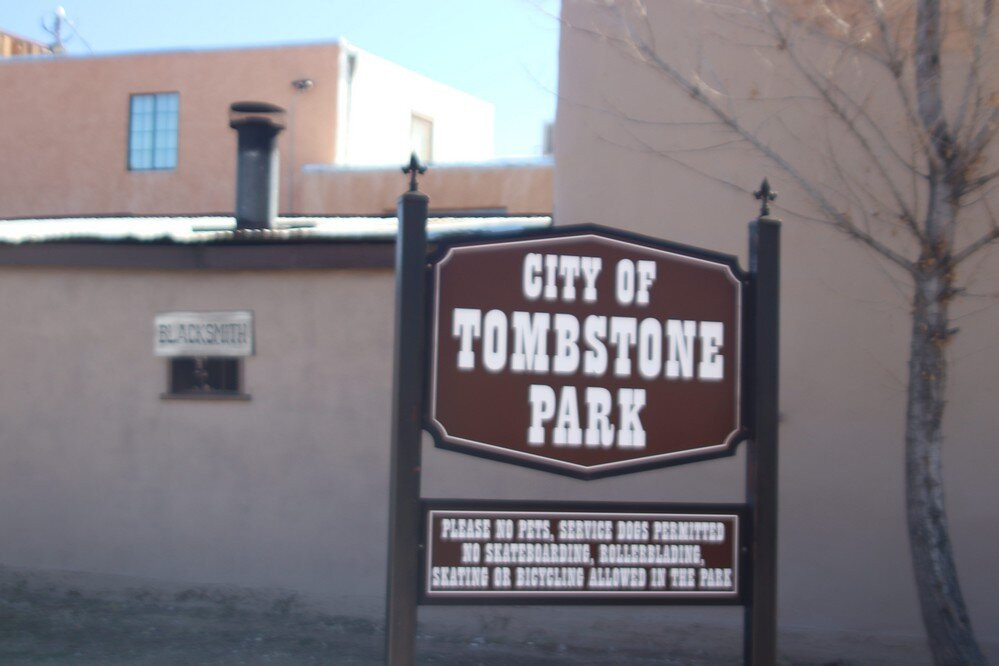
[571,0,997,663]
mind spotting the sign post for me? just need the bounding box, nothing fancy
[745,182,781,664]
[384,172,780,665]
[385,155,429,666]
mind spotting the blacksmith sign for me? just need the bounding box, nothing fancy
[154,310,254,357]
[426,228,746,478]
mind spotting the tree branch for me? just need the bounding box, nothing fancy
[606,124,752,197]
[954,0,994,144]
[615,3,915,272]
[758,0,923,241]
[913,0,953,163]
[963,107,999,171]
[959,166,999,195]
[820,122,916,239]
[954,197,999,263]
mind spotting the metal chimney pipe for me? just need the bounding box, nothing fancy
[229,102,286,230]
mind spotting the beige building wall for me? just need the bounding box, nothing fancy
[5,1,994,657]
[555,0,999,648]
[0,266,394,614]
[0,31,51,57]
[0,44,340,218]
[0,256,750,651]
[0,44,547,219]
[335,44,494,165]
[296,161,553,216]
[0,259,738,619]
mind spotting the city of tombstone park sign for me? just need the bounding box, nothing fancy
[427,227,746,478]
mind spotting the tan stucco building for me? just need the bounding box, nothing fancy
[0,2,996,663]
[0,41,551,219]
[0,30,50,58]
[554,0,999,660]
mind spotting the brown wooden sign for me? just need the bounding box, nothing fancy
[421,500,745,604]
[389,197,779,662]
[427,227,745,478]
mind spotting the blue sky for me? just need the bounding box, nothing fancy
[4,0,560,157]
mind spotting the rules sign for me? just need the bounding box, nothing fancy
[421,501,745,604]
[427,227,745,478]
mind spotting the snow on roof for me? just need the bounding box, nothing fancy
[0,215,552,245]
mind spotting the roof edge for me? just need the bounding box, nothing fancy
[0,38,341,65]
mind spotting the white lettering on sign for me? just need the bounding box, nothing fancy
[154,311,254,357]
[453,308,481,370]
[510,312,550,373]
[665,319,696,379]
[527,384,646,449]
[522,253,603,303]
[698,567,734,589]
[552,313,580,375]
[426,510,739,599]
[582,316,608,376]
[440,517,492,540]
[431,566,490,589]
[451,310,724,381]
[482,310,507,373]
[449,252,727,451]
[584,387,614,447]
[698,321,725,381]
[434,239,741,475]
[613,259,657,306]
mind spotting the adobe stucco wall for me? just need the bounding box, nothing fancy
[0,257,750,665]
[0,44,529,221]
[295,162,554,216]
[0,44,550,221]
[335,45,494,166]
[0,259,740,596]
[0,267,393,614]
[555,0,999,649]
[0,259,750,655]
[0,44,340,218]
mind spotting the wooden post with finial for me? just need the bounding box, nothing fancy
[745,178,781,666]
[385,152,429,665]
[753,178,777,218]
[404,151,428,193]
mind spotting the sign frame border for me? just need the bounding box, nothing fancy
[423,223,751,479]
[418,498,750,606]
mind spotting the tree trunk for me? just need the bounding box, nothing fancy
[905,260,988,665]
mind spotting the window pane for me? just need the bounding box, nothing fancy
[130,148,152,170]
[159,112,178,131]
[159,93,178,112]
[131,95,153,114]
[129,92,179,171]
[153,146,176,169]
[169,357,241,394]
[134,131,153,152]
[132,113,151,132]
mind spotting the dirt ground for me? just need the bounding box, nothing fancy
[0,567,737,665]
[4,565,970,665]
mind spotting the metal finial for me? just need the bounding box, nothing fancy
[754,178,777,217]
[402,152,427,193]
